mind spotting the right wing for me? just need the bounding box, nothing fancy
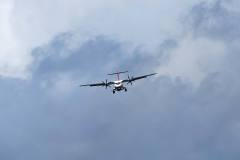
[129,73,157,82]
[122,73,157,83]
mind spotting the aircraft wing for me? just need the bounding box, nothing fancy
[123,73,157,83]
[80,81,114,87]
[80,82,105,87]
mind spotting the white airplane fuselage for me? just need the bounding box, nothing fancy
[113,80,127,93]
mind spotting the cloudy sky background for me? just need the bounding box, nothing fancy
[1,0,240,159]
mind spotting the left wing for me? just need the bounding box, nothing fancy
[80,82,106,87]
[80,81,114,87]
[123,73,157,84]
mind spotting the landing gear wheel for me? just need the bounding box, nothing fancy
[124,88,127,92]
[113,90,115,94]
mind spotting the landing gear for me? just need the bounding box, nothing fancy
[113,90,115,94]
[124,88,127,92]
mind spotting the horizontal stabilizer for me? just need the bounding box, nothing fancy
[108,71,128,75]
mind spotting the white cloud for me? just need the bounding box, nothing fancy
[157,34,226,86]
[0,0,32,78]
[222,0,240,13]
[0,0,207,78]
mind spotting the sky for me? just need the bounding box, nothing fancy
[1,0,240,159]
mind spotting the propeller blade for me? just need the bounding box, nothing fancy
[105,79,108,89]
[127,75,133,85]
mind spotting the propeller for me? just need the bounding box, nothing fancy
[104,79,110,89]
[127,75,133,85]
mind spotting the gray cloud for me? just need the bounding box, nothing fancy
[187,0,240,41]
[0,0,202,78]
[0,0,240,160]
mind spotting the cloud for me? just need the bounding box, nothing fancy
[0,0,240,160]
[31,34,158,98]
[1,44,240,160]
[0,0,32,78]
[157,34,226,86]
[187,0,240,41]
[0,29,240,160]
[156,0,240,86]
[0,34,161,159]
[0,0,211,78]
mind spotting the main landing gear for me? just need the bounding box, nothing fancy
[113,90,115,94]
[124,88,127,92]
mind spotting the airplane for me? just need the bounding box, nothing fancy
[80,71,157,94]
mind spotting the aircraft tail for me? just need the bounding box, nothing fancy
[107,71,128,75]
[108,71,128,80]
